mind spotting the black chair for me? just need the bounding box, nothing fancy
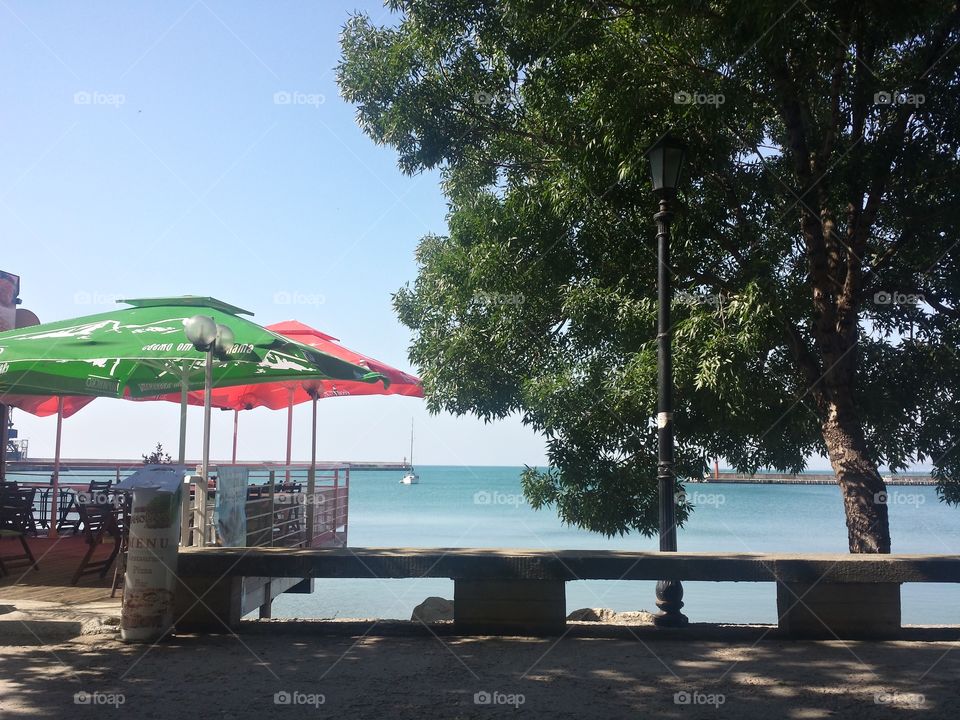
[75,478,114,509]
[59,478,114,534]
[0,488,40,576]
[110,492,132,598]
[275,482,303,544]
[71,501,121,585]
[30,487,49,530]
[55,488,80,534]
[0,483,37,536]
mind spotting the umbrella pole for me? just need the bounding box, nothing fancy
[196,351,214,547]
[285,387,294,482]
[0,403,8,482]
[50,396,64,539]
[232,409,239,465]
[201,351,213,483]
[178,363,188,465]
[306,393,317,546]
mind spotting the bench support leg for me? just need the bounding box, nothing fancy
[454,579,566,636]
[174,575,243,632]
[777,581,901,639]
[259,582,273,619]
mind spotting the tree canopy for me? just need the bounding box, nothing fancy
[338,0,960,549]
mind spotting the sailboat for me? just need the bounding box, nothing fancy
[400,419,419,485]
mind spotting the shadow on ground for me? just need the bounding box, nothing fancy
[1,626,957,719]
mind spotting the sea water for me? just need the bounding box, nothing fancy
[272,466,960,625]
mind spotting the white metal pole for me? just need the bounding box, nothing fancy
[198,351,214,546]
[285,388,294,466]
[201,351,213,483]
[0,403,9,482]
[178,363,189,465]
[306,393,317,546]
[285,386,294,482]
[50,396,65,539]
[232,409,239,465]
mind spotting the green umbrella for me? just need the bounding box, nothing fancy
[0,296,379,398]
[0,296,382,537]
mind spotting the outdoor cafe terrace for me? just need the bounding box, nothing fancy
[0,460,350,608]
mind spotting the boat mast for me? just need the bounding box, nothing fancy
[409,418,415,470]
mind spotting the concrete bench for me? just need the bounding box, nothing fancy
[174,547,960,639]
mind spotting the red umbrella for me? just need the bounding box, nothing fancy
[0,395,94,517]
[2,395,95,418]
[157,321,424,464]
[182,321,424,412]
[157,320,423,543]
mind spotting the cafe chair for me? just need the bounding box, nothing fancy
[0,488,40,576]
[71,502,122,585]
[110,493,132,598]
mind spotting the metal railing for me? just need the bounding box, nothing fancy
[180,463,349,549]
[6,460,349,548]
[6,460,137,487]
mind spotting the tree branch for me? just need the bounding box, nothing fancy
[780,317,827,411]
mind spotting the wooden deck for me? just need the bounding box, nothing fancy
[0,536,121,605]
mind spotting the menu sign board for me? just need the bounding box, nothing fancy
[0,271,18,333]
[120,486,182,642]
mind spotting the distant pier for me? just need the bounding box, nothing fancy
[8,459,412,474]
[700,471,935,486]
[337,461,412,472]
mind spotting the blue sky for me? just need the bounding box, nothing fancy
[1,0,548,466]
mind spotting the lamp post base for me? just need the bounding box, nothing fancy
[653,579,689,628]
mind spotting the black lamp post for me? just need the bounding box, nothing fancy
[645,135,689,628]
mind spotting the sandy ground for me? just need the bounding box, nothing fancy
[1,605,958,719]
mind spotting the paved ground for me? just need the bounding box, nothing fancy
[1,614,957,719]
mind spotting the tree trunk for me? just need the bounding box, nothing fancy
[821,401,891,553]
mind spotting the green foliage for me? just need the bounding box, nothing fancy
[339,1,960,536]
[142,443,173,465]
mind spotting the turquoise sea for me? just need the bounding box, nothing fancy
[273,465,960,625]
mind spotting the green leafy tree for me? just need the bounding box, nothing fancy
[142,442,173,465]
[338,0,960,552]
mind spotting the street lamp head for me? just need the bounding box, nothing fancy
[184,315,218,351]
[214,324,235,356]
[645,135,688,197]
